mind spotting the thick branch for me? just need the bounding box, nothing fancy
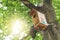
[20,0,36,9]
[20,0,43,11]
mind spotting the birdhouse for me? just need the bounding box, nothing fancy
[30,9,48,30]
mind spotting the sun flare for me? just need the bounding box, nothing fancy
[11,19,24,34]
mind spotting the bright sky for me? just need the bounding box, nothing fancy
[3,19,28,40]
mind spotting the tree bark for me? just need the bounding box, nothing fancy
[20,0,60,40]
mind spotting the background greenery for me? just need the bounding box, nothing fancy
[0,0,60,40]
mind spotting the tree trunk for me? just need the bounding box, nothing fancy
[20,0,60,40]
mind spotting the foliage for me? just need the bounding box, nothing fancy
[0,0,60,40]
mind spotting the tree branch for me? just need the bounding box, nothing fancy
[20,0,43,11]
[20,0,36,9]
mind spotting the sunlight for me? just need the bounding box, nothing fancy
[4,17,28,40]
[0,3,3,8]
[19,31,27,40]
[0,29,3,33]
[4,36,12,40]
[11,19,23,34]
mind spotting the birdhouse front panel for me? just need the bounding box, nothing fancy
[29,9,39,26]
[32,12,39,26]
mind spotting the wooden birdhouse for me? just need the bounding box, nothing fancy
[30,9,48,30]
